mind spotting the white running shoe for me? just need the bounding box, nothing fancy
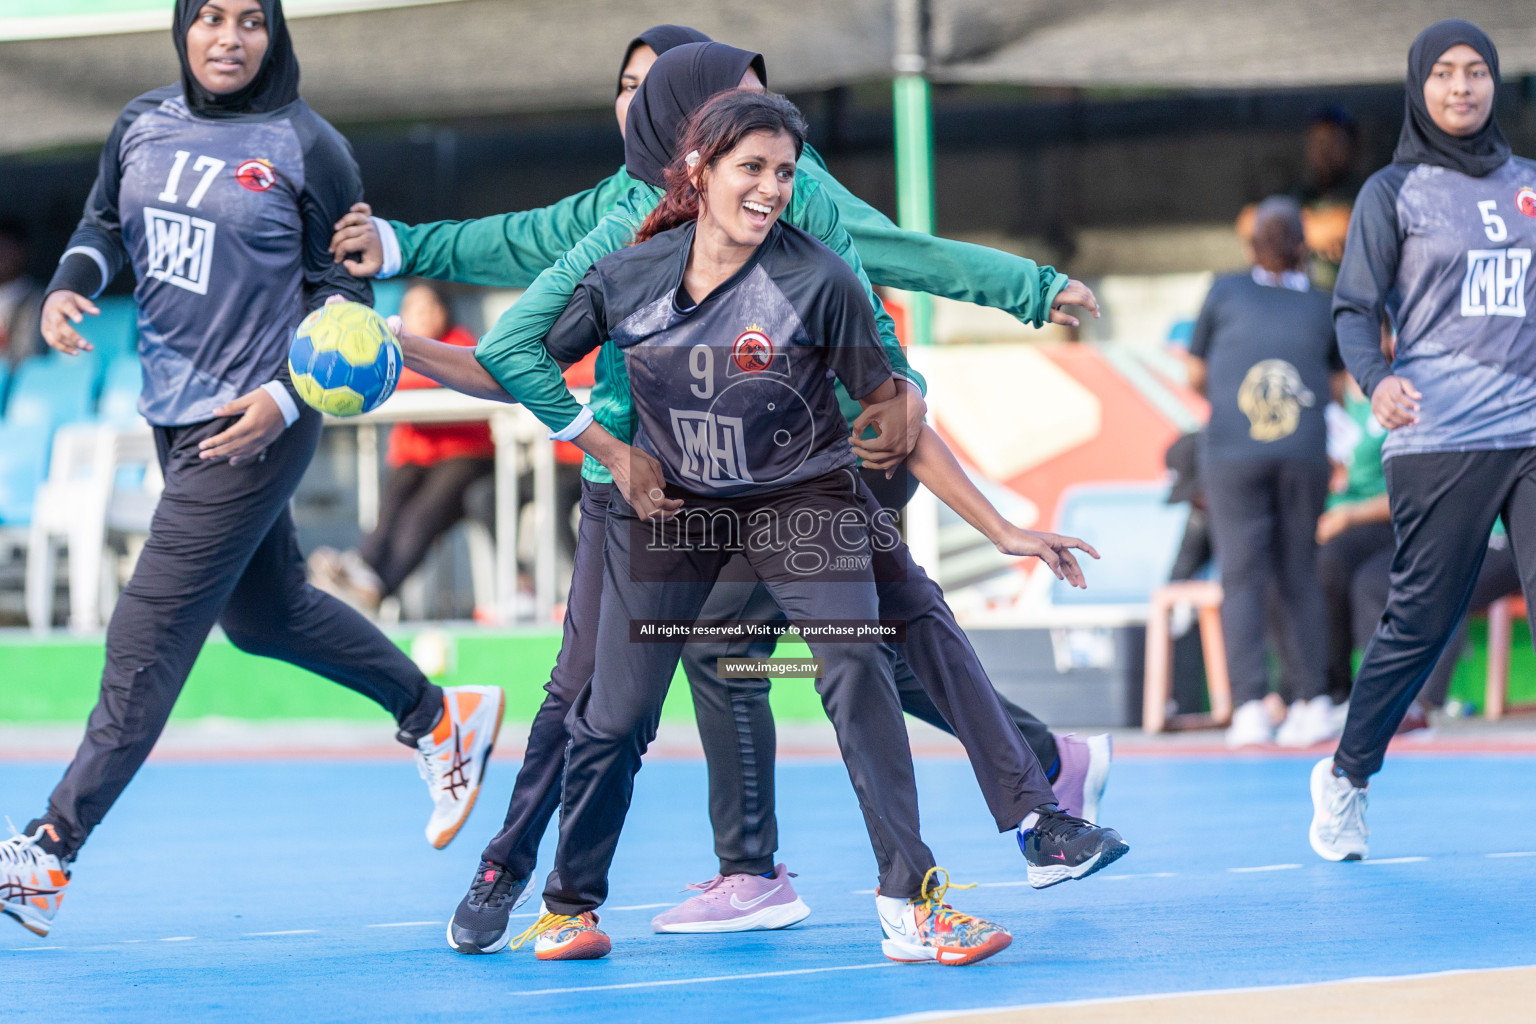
[1276,695,1345,748]
[1,823,70,937]
[1309,757,1369,861]
[1225,699,1274,748]
[416,685,505,849]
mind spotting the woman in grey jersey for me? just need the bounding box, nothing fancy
[1311,19,1536,861]
[507,89,1016,964]
[0,0,504,942]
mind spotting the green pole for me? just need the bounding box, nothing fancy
[892,16,935,345]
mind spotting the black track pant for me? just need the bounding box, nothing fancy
[1338,448,1536,784]
[478,479,611,875]
[358,456,493,597]
[1204,458,1331,706]
[34,409,442,861]
[682,568,1057,876]
[542,476,935,913]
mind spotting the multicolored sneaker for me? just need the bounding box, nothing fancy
[1309,757,1369,861]
[1051,733,1112,823]
[446,860,532,954]
[876,868,1011,966]
[1018,805,1129,888]
[416,685,505,849]
[510,905,611,961]
[1,823,70,937]
[651,863,810,933]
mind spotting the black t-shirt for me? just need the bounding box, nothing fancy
[546,220,892,498]
[1191,271,1341,463]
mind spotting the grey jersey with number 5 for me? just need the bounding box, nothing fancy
[49,87,371,426]
[1335,157,1536,458]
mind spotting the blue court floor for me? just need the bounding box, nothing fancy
[4,751,1535,1023]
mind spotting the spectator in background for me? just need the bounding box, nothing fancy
[309,281,494,611]
[1186,196,1346,748]
[0,220,44,367]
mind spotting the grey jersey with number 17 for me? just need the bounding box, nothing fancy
[1335,157,1536,458]
[48,86,371,426]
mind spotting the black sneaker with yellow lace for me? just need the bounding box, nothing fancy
[446,860,530,954]
[1018,804,1129,888]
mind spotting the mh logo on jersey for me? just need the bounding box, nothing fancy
[1462,248,1530,318]
[143,207,216,295]
[670,409,754,487]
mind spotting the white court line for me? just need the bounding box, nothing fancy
[159,936,195,942]
[365,921,442,928]
[516,961,893,997]
[974,881,1033,889]
[1103,872,1178,880]
[826,963,1536,1024]
[8,945,65,951]
[609,903,674,911]
[1363,856,1429,865]
[1488,851,1536,858]
[243,929,317,937]
[1228,864,1301,873]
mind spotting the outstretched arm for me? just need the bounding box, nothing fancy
[905,426,1100,587]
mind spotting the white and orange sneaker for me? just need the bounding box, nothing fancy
[876,868,1011,966]
[416,685,505,849]
[510,904,611,961]
[1,823,70,937]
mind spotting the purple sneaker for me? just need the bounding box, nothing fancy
[1051,733,1112,823]
[651,863,811,934]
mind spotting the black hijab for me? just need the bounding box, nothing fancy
[616,25,712,97]
[174,0,300,118]
[1393,19,1510,177]
[623,42,767,187]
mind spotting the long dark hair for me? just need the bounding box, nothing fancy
[634,90,807,244]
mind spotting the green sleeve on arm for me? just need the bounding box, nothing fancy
[390,167,635,287]
[473,184,659,434]
[786,172,926,397]
[797,158,1068,328]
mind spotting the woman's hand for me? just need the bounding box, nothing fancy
[199,387,287,465]
[1316,507,1352,545]
[1049,279,1101,328]
[611,444,682,521]
[991,525,1100,588]
[41,290,99,355]
[330,202,382,277]
[1371,375,1421,430]
[849,380,926,474]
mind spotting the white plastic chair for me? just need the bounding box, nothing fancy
[26,424,162,632]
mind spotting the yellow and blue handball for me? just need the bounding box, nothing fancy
[288,301,402,417]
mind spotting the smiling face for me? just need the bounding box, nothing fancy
[185,2,269,95]
[695,129,797,249]
[1423,43,1495,137]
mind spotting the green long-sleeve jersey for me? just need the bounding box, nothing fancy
[387,146,1068,482]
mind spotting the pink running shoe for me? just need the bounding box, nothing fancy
[651,863,810,933]
[1051,733,1112,823]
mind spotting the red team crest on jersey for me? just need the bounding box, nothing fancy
[1517,186,1536,218]
[236,159,277,192]
[732,327,774,372]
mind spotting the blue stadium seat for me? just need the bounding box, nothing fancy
[5,354,97,430]
[1050,481,1189,605]
[98,356,143,425]
[1166,318,1196,348]
[0,421,53,525]
[76,295,139,366]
